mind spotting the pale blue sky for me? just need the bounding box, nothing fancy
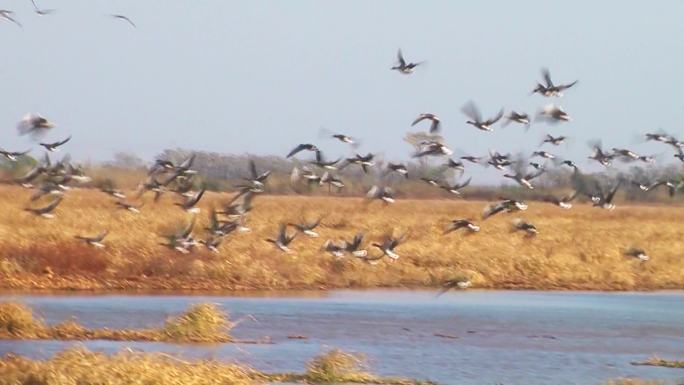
[2,1,683,180]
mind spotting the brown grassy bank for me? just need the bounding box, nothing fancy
[1,185,683,291]
[0,301,234,342]
[0,347,432,385]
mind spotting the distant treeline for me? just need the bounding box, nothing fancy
[1,148,683,203]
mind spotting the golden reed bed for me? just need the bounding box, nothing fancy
[0,185,683,291]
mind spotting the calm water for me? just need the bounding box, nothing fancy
[1,290,683,385]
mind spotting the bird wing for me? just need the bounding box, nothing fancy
[430,119,441,133]
[411,115,427,126]
[461,101,482,122]
[248,159,259,179]
[606,179,622,202]
[178,216,196,238]
[455,177,472,189]
[482,202,504,220]
[485,109,505,125]
[541,68,554,87]
[55,135,72,146]
[35,196,63,214]
[287,144,308,158]
[558,80,578,91]
[177,153,195,170]
[112,14,136,28]
[397,49,406,66]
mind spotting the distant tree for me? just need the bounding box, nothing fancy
[107,152,147,170]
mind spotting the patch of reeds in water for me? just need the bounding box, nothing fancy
[0,347,435,385]
[0,301,233,342]
[631,356,684,369]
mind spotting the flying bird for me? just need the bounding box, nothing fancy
[482,199,527,220]
[511,218,538,237]
[386,162,409,178]
[624,247,649,262]
[539,190,578,209]
[588,180,622,210]
[17,114,55,137]
[0,10,22,27]
[115,200,144,213]
[391,49,422,74]
[444,219,480,234]
[332,134,355,144]
[25,196,63,219]
[30,0,56,15]
[39,136,71,152]
[322,240,346,258]
[439,177,471,195]
[75,231,108,248]
[541,134,567,146]
[413,141,453,158]
[611,148,640,161]
[342,233,368,257]
[111,14,136,28]
[160,216,197,254]
[175,187,206,213]
[366,185,395,204]
[645,132,668,143]
[340,153,374,173]
[412,113,441,133]
[462,101,504,132]
[532,68,578,97]
[372,233,406,260]
[588,142,615,167]
[0,149,30,162]
[503,111,530,127]
[288,218,322,237]
[310,150,341,170]
[266,224,298,253]
[537,104,571,122]
[287,143,318,158]
[461,155,483,164]
[532,150,555,159]
[437,277,472,296]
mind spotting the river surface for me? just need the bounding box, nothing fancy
[1,290,683,385]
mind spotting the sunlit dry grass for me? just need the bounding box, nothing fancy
[631,357,684,369]
[0,301,233,342]
[0,348,255,385]
[0,347,433,385]
[1,185,683,291]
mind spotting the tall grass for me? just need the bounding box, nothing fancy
[162,303,234,342]
[0,301,232,342]
[306,349,373,383]
[0,347,435,385]
[0,348,255,385]
[0,347,663,385]
[631,357,684,369]
[1,185,683,291]
[0,302,46,338]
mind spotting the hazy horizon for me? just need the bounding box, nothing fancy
[2,1,684,183]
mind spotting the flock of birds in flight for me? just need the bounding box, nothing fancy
[2,11,682,291]
[0,1,136,28]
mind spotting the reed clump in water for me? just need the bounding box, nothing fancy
[602,380,667,385]
[162,302,233,342]
[0,347,434,385]
[0,301,232,343]
[271,348,434,385]
[0,302,46,338]
[305,349,374,383]
[0,348,255,385]
[631,357,684,369]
